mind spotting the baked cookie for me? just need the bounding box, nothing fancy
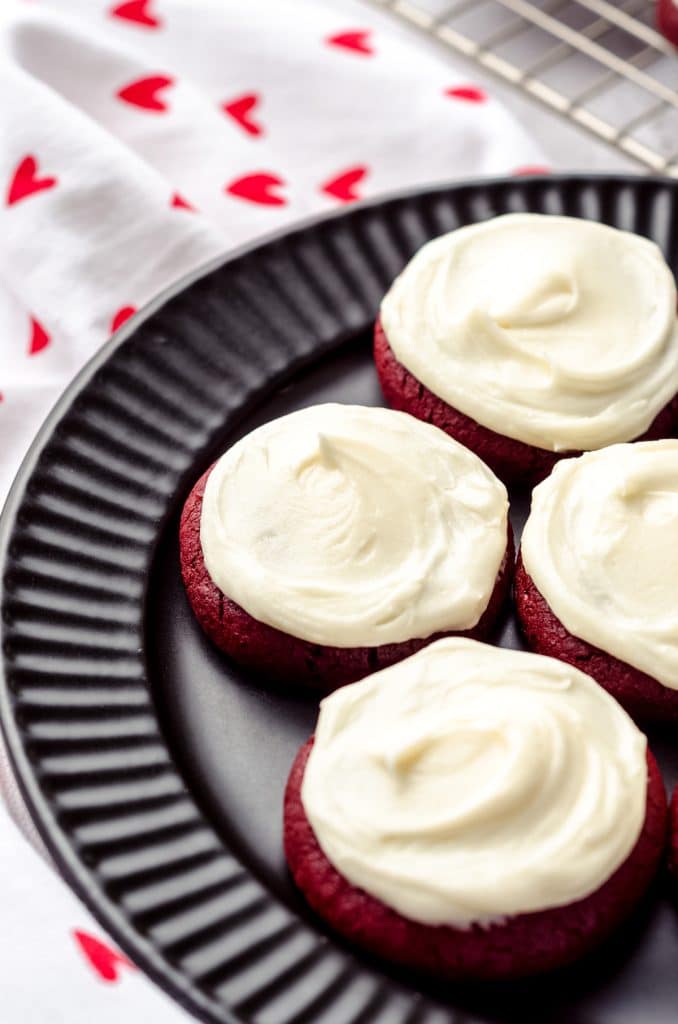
[284,639,666,979]
[376,214,678,485]
[180,404,513,690]
[516,441,678,721]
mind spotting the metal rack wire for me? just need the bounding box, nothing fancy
[367,0,678,175]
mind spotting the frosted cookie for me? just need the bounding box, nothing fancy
[376,214,678,484]
[517,441,678,721]
[284,639,666,979]
[180,405,512,690]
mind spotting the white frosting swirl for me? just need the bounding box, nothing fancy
[380,213,678,452]
[302,638,647,927]
[200,405,508,647]
[522,440,678,689]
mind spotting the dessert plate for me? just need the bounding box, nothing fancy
[2,175,678,1024]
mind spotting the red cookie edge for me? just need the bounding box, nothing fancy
[179,465,514,692]
[283,739,666,980]
[373,317,678,488]
[514,553,678,722]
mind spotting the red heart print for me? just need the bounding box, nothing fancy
[171,192,195,211]
[513,165,551,176]
[29,316,50,355]
[226,173,287,206]
[109,0,160,27]
[110,306,137,333]
[117,75,174,112]
[326,30,374,55]
[73,930,135,982]
[445,85,487,103]
[222,93,263,137]
[7,156,58,206]
[321,166,368,203]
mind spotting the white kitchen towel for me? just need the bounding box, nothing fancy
[0,799,191,1023]
[0,0,546,502]
[0,0,545,1018]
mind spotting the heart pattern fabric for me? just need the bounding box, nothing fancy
[73,931,136,982]
[116,74,175,111]
[110,305,137,332]
[321,165,368,202]
[28,315,50,354]
[225,172,287,206]
[0,0,545,508]
[110,0,162,28]
[0,800,188,1021]
[222,92,263,136]
[0,0,544,1020]
[7,155,58,206]
[326,28,374,54]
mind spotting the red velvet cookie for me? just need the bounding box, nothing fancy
[658,0,678,45]
[284,739,666,981]
[180,466,514,692]
[514,554,678,722]
[374,317,678,488]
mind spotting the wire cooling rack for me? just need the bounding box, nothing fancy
[367,0,678,175]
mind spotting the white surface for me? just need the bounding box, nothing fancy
[0,800,189,1024]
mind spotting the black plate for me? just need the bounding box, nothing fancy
[2,175,678,1024]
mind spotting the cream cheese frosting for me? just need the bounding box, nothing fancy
[522,440,678,690]
[301,638,647,928]
[200,404,508,647]
[380,213,678,452]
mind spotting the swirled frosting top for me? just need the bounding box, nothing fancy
[522,440,678,689]
[200,404,508,646]
[380,214,678,452]
[301,638,647,926]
